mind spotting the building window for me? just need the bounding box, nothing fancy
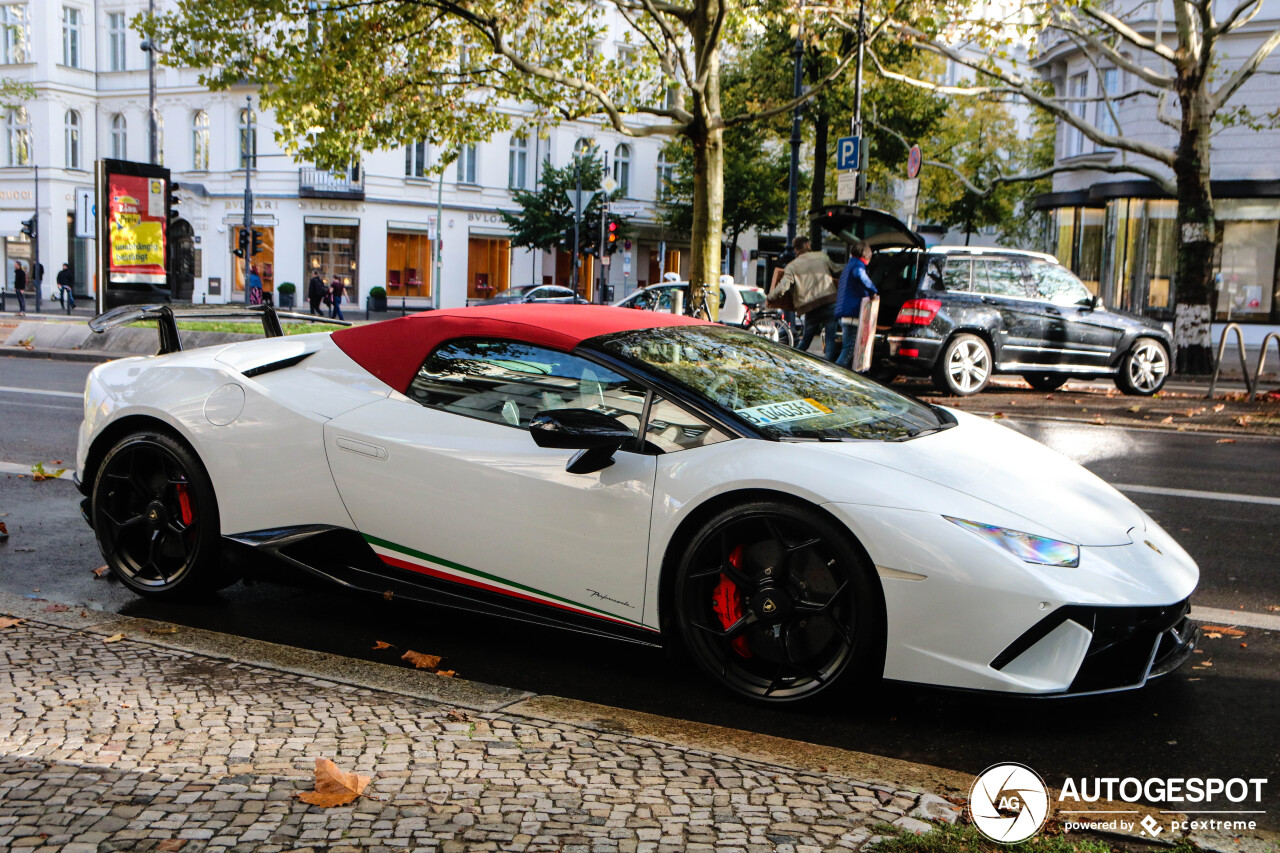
[191,110,209,170]
[663,84,680,112]
[62,6,81,68]
[108,12,126,71]
[508,134,528,189]
[0,5,28,65]
[239,108,256,169]
[5,106,28,165]
[656,152,674,200]
[405,139,427,177]
[456,144,477,184]
[1096,68,1119,140]
[64,110,81,169]
[110,113,127,159]
[613,143,631,196]
[386,231,432,297]
[574,137,596,157]
[1066,72,1088,157]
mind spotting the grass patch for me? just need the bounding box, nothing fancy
[865,822,1199,853]
[126,320,336,335]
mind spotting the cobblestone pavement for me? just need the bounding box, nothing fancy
[0,619,953,853]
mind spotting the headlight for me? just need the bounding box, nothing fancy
[945,517,1080,567]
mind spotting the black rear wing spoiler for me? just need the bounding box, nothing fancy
[88,304,352,355]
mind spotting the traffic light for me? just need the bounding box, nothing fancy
[166,182,181,223]
[234,228,248,258]
[608,221,618,244]
[19,216,35,239]
[250,228,264,256]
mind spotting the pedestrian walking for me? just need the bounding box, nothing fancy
[308,272,326,315]
[767,237,841,360]
[56,263,75,313]
[329,276,345,320]
[835,239,878,370]
[11,260,26,315]
[248,266,264,306]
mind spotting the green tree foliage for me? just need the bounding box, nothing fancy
[502,152,629,257]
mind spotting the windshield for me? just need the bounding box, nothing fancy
[597,326,948,440]
[739,289,766,306]
[490,286,537,301]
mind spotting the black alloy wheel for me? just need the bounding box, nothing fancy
[674,502,880,704]
[1022,373,1069,392]
[92,431,225,599]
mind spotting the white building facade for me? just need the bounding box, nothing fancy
[1033,0,1280,327]
[0,0,697,309]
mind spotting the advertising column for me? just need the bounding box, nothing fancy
[96,158,171,311]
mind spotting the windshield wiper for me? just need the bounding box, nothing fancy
[892,421,958,441]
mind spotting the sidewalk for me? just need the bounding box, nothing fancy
[0,598,963,853]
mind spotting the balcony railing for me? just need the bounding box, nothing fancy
[299,166,364,199]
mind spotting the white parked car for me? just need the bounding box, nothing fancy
[76,303,1199,704]
[614,279,767,326]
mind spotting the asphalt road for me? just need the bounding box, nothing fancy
[2,355,1277,828]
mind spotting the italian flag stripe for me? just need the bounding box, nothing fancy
[363,534,654,632]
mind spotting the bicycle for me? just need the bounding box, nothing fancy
[683,286,714,322]
[746,307,796,347]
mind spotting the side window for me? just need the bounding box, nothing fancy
[407,339,647,435]
[718,288,727,308]
[1029,262,1092,306]
[973,259,1030,298]
[941,258,971,291]
[644,395,731,453]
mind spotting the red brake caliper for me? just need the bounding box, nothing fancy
[175,483,194,526]
[711,544,752,658]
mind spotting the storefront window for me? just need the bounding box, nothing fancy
[1054,207,1076,267]
[1142,200,1176,312]
[306,223,360,301]
[467,236,510,300]
[386,231,432,297]
[231,225,276,294]
[1104,198,1142,313]
[1215,199,1280,322]
[1077,208,1105,294]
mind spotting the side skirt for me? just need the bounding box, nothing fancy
[222,526,664,648]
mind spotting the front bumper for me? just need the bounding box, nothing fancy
[993,599,1198,696]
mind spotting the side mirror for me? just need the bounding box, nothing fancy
[529,408,633,474]
[1079,294,1099,311]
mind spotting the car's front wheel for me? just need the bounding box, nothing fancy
[1115,338,1170,396]
[934,333,992,396]
[92,430,226,599]
[673,501,880,705]
[1022,373,1069,392]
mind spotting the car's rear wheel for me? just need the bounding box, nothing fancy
[673,501,880,705]
[1022,373,1069,392]
[934,333,992,396]
[1115,338,1170,396]
[92,430,226,599]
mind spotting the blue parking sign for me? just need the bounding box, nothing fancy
[837,136,860,170]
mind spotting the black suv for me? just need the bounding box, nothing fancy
[813,206,1173,396]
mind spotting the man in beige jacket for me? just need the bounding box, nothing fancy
[768,236,842,360]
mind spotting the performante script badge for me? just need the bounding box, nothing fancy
[970,763,1051,843]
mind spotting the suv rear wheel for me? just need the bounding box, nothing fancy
[934,333,992,396]
[1115,338,1170,396]
[1022,373,1068,392]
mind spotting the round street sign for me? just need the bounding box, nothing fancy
[907,145,922,179]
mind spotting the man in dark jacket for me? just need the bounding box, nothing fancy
[11,260,25,315]
[836,239,878,369]
[308,273,326,315]
[56,263,75,313]
[329,276,345,320]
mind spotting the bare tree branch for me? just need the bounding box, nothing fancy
[1050,19,1177,87]
[1210,25,1280,112]
[1078,4,1179,62]
[1214,0,1264,34]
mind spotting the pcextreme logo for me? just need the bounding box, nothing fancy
[969,763,1051,843]
[969,764,1269,843]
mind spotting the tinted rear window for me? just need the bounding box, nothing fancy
[867,251,925,293]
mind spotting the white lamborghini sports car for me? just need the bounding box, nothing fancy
[76,303,1199,704]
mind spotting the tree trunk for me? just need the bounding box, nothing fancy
[687,0,724,321]
[1171,63,1216,373]
[808,108,830,248]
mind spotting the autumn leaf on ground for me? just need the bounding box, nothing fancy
[0,617,22,629]
[1267,605,1280,613]
[1217,438,1237,444]
[382,590,394,601]
[146,624,179,635]
[435,670,456,677]
[402,650,443,670]
[295,758,371,807]
[1200,625,1246,637]
[0,520,7,541]
[42,604,69,613]
[1237,416,1252,427]
[102,633,125,643]
[1213,403,1226,412]
[1128,405,1142,413]
[372,640,394,650]
[446,709,470,722]
[157,839,187,852]
[1160,415,1174,424]
[1183,407,1206,417]
[30,462,67,482]
[92,566,109,578]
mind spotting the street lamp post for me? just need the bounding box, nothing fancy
[145,0,158,165]
[785,2,805,253]
[853,0,867,203]
[243,96,253,307]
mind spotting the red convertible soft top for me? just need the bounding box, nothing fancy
[332,303,709,393]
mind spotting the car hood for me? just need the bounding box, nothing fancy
[813,409,1145,546]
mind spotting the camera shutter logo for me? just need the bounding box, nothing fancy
[969,763,1051,843]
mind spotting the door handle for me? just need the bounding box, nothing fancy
[336,436,388,460]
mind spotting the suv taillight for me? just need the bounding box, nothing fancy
[895,298,942,326]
